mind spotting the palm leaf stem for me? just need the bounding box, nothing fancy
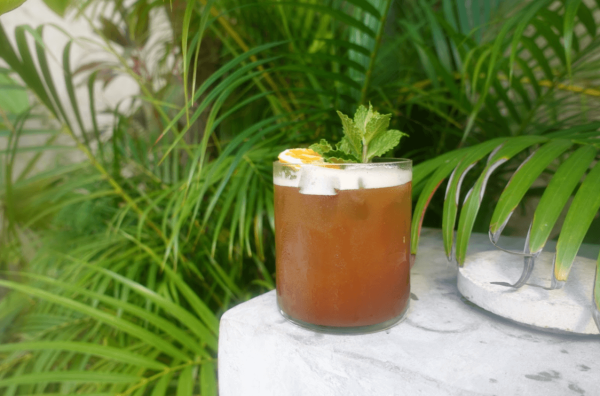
[359,0,392,105]
[0,352,33,373]
[402,72,600,98]
[32,317,95,341]
[15,133,61,183]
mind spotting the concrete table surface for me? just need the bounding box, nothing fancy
[218,229,600,396]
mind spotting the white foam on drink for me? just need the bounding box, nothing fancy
[274,165,411,195]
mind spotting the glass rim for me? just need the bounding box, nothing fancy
[274,158,412,166]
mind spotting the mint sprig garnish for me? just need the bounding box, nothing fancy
[310,104,408,163]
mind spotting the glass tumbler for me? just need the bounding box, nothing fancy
[273,159,412,334]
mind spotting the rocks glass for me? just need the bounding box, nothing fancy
[273,159,412,334]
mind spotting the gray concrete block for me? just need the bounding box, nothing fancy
[219,230,600,395]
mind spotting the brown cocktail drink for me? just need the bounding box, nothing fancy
[274,160,412,333]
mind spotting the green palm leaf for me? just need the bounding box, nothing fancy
[553,161,600,286]
[0,371,139,387]
[489,139,573,241]
[442,138,505,258]
[0,278,193,361]
[528,145,596,254]
[200,361,217,396]
[176,366,193,396]
[452,136,547,264]
[0,342,167,370]
[414,127,599,328]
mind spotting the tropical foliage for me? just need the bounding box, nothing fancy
[0,0,600,394]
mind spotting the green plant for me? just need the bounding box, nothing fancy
[309,103,408,163]
[1,0,600,394]
[0,0,26,15]
[404,0,600,328]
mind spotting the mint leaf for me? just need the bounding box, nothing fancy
[352,103,391,144]
[309,139,333,156]
[336,111,362,157]
[324,150,359,163]
[309,104,408,164]
[366,130,407,162]
[336,136,354,154]
[364,112,391,144]
[309,139,358,163]
[353,104,370,131]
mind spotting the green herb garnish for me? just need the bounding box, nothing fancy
[310,104,408,163]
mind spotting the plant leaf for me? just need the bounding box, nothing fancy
[336,111,362,157]
[0,341,167,370]
[508,0,551,82]
[442,138,506,258]
[353,104,369,131]
[0,277,193,361]
[309,139,332,155]
[563,0,583,78]
[0,0,26,15]
[0,74,28,113]
[489,139,573,240]
[456,136,548,265]
[324,150,359,163]
[176,366,194,396]
[43,0,71,17]
[412,148,470,188]
[0,371,138,387]
[365,130,407,161]
[12,26,54,112]
[151,370,174,396]
[88,266,218,348]
[576,1,596,37]
[411,154,464,256]
[528,145,596,254]
[364,109,391,144]
[554,161,600,282]
[200,361,217,396]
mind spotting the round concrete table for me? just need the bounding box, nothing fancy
[218,229,600,395]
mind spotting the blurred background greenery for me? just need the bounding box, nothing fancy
[1,0,600,394]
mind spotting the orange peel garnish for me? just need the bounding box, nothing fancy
[278,148,324,164]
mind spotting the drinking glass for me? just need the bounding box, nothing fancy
[273,159,412,334]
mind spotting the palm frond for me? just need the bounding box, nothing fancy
[412,129,599,325]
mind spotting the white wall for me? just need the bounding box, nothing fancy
[2,0,140,128]
[0,0,141,175]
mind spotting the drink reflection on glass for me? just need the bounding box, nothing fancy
[274,159,412,334]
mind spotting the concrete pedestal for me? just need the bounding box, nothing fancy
[218,229,600,396]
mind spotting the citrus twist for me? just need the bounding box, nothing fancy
[278,148,324,164]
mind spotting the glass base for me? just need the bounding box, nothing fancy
[277,301,410,335]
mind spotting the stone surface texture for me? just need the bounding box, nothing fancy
[459,251,598,335]
[219,229,600,396]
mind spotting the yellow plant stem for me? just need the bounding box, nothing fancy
[0,353,32,372]
[402,72,600,97]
